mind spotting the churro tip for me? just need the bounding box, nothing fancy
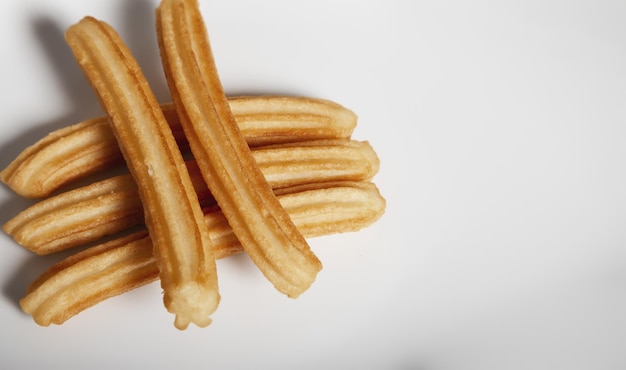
[165,281,220,329]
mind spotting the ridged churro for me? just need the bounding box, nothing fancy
[4,174,144,256]
[20,182,386,326]
[0,97,356,199]
[5,139,379,255]
[66,16,219,329]
[21,232,156,327]
[157,0,321,298]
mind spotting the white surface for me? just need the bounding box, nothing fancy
[1,0,625,369]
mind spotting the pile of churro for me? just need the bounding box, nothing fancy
[2,0,385,329]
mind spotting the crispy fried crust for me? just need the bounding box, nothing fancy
[4,174,143,255]
[65,16,219,329]
[0,97,356,198]
[5,139,379,255]
[20,182,386,326]
[157,0,321,298]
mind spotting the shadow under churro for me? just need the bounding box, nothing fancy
[118,0,172,103]
[1,248,74,316]
[0,15,100,311]
[0,17,100,175]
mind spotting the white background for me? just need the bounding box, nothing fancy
[1,0,625,369]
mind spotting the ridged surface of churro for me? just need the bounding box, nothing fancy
[0,97,356,198]
[253,139,379,189]
[5,139,379,255]
[157,0,321,298]
[4,174,142,255]
[66,16,219,329]
[0,118,122,198]
[230,96,356,147]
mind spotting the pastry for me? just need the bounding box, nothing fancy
[1,97,356,198]
[157,0,320,298]
[20,181,385,326]
[5,139,379,255]
[66,16,219,329]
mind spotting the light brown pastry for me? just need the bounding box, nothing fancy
[0,96,357,198]
[157,0,321,298]
[5,139,379,255]
[20,182,386,326]
[66,16,219,329]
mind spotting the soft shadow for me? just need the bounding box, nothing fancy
[2,247,76,315]
[1,15,104,310]
[0,14,99,311]
[0,16,101,173]
[223,88,311,98]
[119,0,171,102]
[0,197,36,227]
[117,0,302,101]
[219,251,259,276]
[393,362,434,370]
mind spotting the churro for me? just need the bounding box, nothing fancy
[253,139,379,189]
[1,97,356,198]
[5,139,379,255]
[20,182,386,326]
[5,174,144,256]
[157,0,322,298]
[66,16,219,329]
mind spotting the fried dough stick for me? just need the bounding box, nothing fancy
[20,182,386,326]
[0,96,357,198]
[65,17,218,329]
[157,0,321,298]
[6,139,380,255]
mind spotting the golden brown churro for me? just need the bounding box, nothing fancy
[20,182,386,326]
[0,97,357,198]
[253,139,379,189]
[21,232,156,327]
[230,96,356,147]
[0,118,121,199]
[66,16,219,329]
[4,174,144,255]
[5,139,379,255]
[157,0,321,298]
